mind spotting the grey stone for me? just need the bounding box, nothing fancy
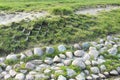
[4,74,11,80]
[53,56,61,63]
[0,67,3,73]
[25,50,33,57]
[44,69,51,74]
[92,60,98,66]
[26,74,34,80]
[97,59,105,64]
[65,52,73,58]
[1,71,7,76]
[90,67,100,74]
[63,59,72,66]
[74,43,81,50]
[108,47,117,55]
[104,72,109,77]
[98,73,106,79]
[74,50,85,57]
[6,65,12,71]
[58,45,66,52]
[83,54,90,61]
[29,71,37,75]
[15,73,25,80]
[100,39,105,43]
[44,58,53,65]
[85,60,91,66]
[59,54,66,59]
[82,42,90,50]
[91,74,100,80]
[30,60,43,65]
[110,70,119,76]
[116,67,120,73]
[84,70,89,76]
[35,74,49,79]
[89,47,99,58]
[100,65,106,72]
[107,36,112,41]
[67,68,76,77]
[46,47,54,54]
[9,70,16,77]
[0,57,5,62]
[20,53,26,60]
[56,63,64,67]
[86,76,92,80]
[20,70,27,74]
[72,58,86,69]
[6,54,17,61]
[34,47,43,56]
[75,73,85,80]
[25,62,35,70]
[58,75,66,80]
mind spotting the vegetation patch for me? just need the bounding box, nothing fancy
[0,9,120,54]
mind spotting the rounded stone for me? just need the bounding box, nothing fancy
[25,62,35,70]
[58,45,66,52]
[6,66,12,71]
[100,65,106,72]
[6,54,17,61]
[73,43,81,50]
[82,42,90,50]
[67,68,76,77]
[4,74,11,80]
[58,75,66,80]
[65,52,73,58]
[89,47,99,59]
[63,60,72,66]
[72,58,86,69]
[59,54,66,59]
[34,47,43,56]
[9,70,17,77]
[110,70,119,76]
[26,74,34,80]
[53,56,61,63]
[90,67,100,74]
[46,47,54,54]
[25,50,33,57]
[108,47,117,55]
[74,50,85,57]
[15,73,25,80]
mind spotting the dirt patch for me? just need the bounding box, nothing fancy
[0,11,48,25]
[75,5,120,15]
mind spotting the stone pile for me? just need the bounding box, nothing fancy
[0,35,120,80]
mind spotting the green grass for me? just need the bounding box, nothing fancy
[0,0,120,13]
[0,0,120,54]
[0,8,120,54]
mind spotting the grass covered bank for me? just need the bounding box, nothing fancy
[0,0,120,13]
[0,9,120,54]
